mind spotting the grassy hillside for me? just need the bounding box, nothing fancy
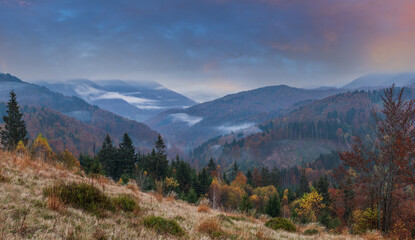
[0,150,373,240]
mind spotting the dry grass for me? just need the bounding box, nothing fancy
[197,204,211,213]
[46,189,65,212]
[0,149,370,240]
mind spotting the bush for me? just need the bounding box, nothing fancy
[112,194,139,213]
[239,195,253,213]
[143,216,185,237]
[186,188,198,204]
[44,182,115,216]
[351,208,378,234]
[303,228,319,235]
[265,217,296,232]
[198,218,228,239]
[198,204,210,213]
[319,209,340,230]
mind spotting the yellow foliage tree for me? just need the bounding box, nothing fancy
[55,149,80,170]
[295,188,325,222]
[251,185,278,212]
[281,189,290,218]
[16,140,26,155]
[230,171,247,188]
[164,177,179,192]
[31,133,52,161]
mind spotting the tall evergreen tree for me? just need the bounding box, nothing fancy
[207,157,216,174]
[0,90,28,150]
[97,134,117,179]
[153,134,169,179]
[231,161,239,181]
[246,169,253,186]
[297,165,310,197]
[117,133,136,179]
[265,194,281,217]
[316,175,330,205]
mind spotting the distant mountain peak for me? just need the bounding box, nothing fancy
[0,73,23,83]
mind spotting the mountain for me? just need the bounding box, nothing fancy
[0,73,159,152]
[38,79,196,122]
[191,88,399,170]
[343,72,415,89]
[146,85,345,151]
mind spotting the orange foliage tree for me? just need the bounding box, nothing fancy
[339,86,415,233]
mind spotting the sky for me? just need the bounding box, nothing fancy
[1,0,415,102]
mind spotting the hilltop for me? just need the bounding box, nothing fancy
[0,150,371,240]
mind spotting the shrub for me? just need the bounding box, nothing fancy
[303,228,319,235]
[319,209,340,230]
[186,188,198,204]
[143,216,185,237]
[0,172,10,183]
[120,174,130,185]
[351,208,378,234]
[239,194,253,213]
[198,218,228,239]
[198,204,210,213]
[44,182,115,216]
[265,217,296,232]
[112,194,139,213]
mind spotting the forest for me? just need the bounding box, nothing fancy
[1,87,415,239]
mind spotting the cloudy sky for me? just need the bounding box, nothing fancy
[1,0,415,101]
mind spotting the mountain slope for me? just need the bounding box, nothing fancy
[38,79,196,122]
[0,73,158,151]
[191,89,390,170]
[343,72,415,89]
[146,85,344,150]
[0,150,362,240]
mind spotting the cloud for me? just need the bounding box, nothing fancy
[170,113,203,126]
[0,0,415,101]
[216,123,255,134]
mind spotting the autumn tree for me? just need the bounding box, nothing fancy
[31,133,52,161]
[0,90,28,150]
[339,86,415,232]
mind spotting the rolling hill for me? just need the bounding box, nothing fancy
[190,89,393,170]
[38,79,196,122]
[0,73,159,153]
[146,85,345,151]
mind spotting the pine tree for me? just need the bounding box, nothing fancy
[316,175,330,206]
[117,133,136,179]
[0,90,28,150]
[246,169,253,186]
[97,134,117,179]
[231,161,239,181]
[265,194,281,217]
[154,134,169,180]
[207,157,216,175]
[297,165,310,197]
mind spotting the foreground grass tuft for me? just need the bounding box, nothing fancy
[265,217,297,233]
[198,218,229,239]
[143,216,185,236]
[304,228,320,235]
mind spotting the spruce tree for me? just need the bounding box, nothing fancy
[0,90,28,150]
[97,134,117,179]
[117,133,136,179]
[154,134,169,179]
[207,157,216,174]
[265,194,281,217]
[231,161,239,181]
